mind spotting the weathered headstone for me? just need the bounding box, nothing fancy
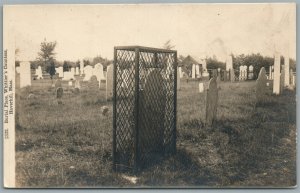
[83,65,93,81]
[93,63,105,88]
[138,69,166,153]
[75,67,80,75]
[273,53,281,95]
[256,67,268,104]
[212,69,218,78]
[74,79,81,89]
[230,68,235,82]
[89,75,99,89]
[63,71,75,80]
[56,87,63,98]
[192,64,196,79]
[248,65,254,80]
[226,55,233,71]
[35,66,43,79]
[280,65,285,93]
[68,81,73,87]
[54,79,62,88]
[206,77,218,127]
[80,60,84,76]
[71,67,75,76]
[106,65,113,101]
[199,82,204,93]
[57,66,64,78]
[284,56,290,87]
[178,67,182,78]
[20,61,31,88]
[195,64,200,78]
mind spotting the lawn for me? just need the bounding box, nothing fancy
[15,78,296,188]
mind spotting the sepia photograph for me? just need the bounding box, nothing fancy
[2,3,296,188]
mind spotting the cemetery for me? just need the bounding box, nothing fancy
[14,45,296,187]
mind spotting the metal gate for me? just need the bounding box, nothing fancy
[113,46,177,172]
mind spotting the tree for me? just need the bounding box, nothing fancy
[36,40,57,73]
[49,61,56,79]
[162,40,175,50]
[63,61,70,72]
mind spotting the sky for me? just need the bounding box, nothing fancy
[4,3,296,62]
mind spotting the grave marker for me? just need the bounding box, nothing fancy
[206,77,218,127]
[83,65,93,81]
[284,56,290,87]
[256,67,268,104]
[273,53,281,94]
[35,66,43,79]
[192,64,196,79]
[106,65,113,101]
[199,82,204,93]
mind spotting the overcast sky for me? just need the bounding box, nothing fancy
[4,3,296,62]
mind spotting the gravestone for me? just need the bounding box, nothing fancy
[226,55,233,71]
[195,64,200,78]
[138,69,166,154]
[284,56,290,87]
[63,72,75,80]
[71,67,75,76]
[256,67,268,104]
[199,82,204,93]
[177,68,181,90]
[273,53,281,94]
[75,79,81,89]
[212,69,218,78]
[192,64,196,79]
[89,75,99,90]
[20,61,31,88]
[35,66,43,79]
[57,66,64,78]
[206,77,218,127]
[80,60,84,76]
[230,68,235,82]
[68,81,73,87]
[93,63,105,88]
[178,67,182,78]
[280,65,285,93]
[56,87,63,98]
[248,65,254,80]
[83,65,93,81]
[54,79,62,88]
[75,67,80,75]
[106,65,113,101]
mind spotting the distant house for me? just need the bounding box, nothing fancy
[180,55,203,77]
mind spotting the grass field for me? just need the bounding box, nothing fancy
[15,78,296,187]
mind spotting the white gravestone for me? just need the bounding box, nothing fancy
[202,59,209,78]
[284,56,290,87]
[93,63,105,88]
[195,64,200,78]
[226,55,233,71]
[20,61,31,88]
[75,67,80,75]
[192,64,196,79]
[248,65,254,80]
[57,66,64,78]
[273,53,281,95]
[80,60,84,76]
[63,72,75,80]
[106,65,113,101]
[199,82,204,93]
[83,65,93,81]
[68,81,73,86]
[178,67,182,78]
[71,67,75,76]
[35,65,43,79]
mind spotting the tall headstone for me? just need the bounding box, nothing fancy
[256,67,268,104]
[280,65,285,93]
[230,68,235,82]
[57,66,64,78]
[35,66,43,79]
[20,61,31,88]
[248,65,254,80]
[284,56,290,87]
[71,67,75,76]
[202,59,209,79]
[195,64,200,78]
[199,82,204,93]
[192,64,196,79]
[83,65,93,81]
[80,60,84,76]
[93,63,105,88]
[226,55,233,71]
[75,67,80,75]
[178,67,182,78]
[106,65,113,101]
[206,77,218,127]
[177,67,181,90]
[273,53,281,95]
[269,66,272,80]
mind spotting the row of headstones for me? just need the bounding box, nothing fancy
[239,65,254,80]
[190,63,210,79]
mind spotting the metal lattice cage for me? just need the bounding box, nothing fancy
[113,46,177,172]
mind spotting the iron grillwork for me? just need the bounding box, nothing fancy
[113,46,177,172]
